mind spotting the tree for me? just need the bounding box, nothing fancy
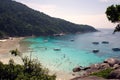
[106,5,120,33]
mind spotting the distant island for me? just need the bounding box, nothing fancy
[0,0,97,38]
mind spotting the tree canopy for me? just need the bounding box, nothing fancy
[106,5,120,23]
[106,5,120,33]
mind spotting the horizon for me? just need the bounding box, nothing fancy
[15,0,119,29]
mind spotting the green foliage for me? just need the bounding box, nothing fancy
[106,5,120,33]
[106,5,120,23]
[0,0,97,38]
[90,68,113,78]
[10,49,20,56]
[0,57,56,80]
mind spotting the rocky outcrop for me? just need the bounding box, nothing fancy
[72,58,120,80]
[104,58,120,67]
[71,76,107,80]
[108,69,120,79]
[73,67,81,72]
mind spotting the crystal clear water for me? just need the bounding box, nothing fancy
[22,29,120,72]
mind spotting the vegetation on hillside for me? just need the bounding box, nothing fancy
[106,5,120,33]
[0,57,56,80]
[0,0,97,38]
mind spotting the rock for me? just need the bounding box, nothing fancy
[86,64,101,73]
[83,67,90,70]
[73,67,81,72]
[71,76,107,80]
[108,69,120,79]
[99,63,110,69]
[113,64,120,69]
[104,58,120,67]
[90,64,100,70]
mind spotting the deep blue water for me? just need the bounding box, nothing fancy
[22,29,120,72]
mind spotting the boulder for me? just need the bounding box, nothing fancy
[104,58,120,67]
[83,66,90,70]
[73,67,81,72]
[113,64,120,69]
[108,69,120,79]
[86,64,101,73]
[90,64,100,70]
[99,63,110,69]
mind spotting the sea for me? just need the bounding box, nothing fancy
[21,28,120,73]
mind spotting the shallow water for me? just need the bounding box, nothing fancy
[22,29,120,72]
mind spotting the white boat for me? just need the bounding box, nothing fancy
[54,48,61,51]
[44,40,48,42]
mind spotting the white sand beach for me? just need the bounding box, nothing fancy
[0,37,24,64]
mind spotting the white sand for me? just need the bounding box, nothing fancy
[0,37,24,64]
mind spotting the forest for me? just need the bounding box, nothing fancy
[0,0,97,38]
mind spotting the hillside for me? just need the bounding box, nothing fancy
[0,0,97,38]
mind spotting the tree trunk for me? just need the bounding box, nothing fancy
[113,23,120,34]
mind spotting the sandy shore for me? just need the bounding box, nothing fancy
[0,37,77,80]
[0,37,24,64]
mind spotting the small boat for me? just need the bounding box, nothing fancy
[53,33,65,36]
[70,39,74,41]
[102,41,109,44]
[44,40,48,42]
[93,49,99,53]
[54,48,61,51]
[92,42,99,45]
[112,48,120,51]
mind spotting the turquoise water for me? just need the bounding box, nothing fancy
[22,29,120,72]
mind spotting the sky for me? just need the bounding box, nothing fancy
[15,0,120,28]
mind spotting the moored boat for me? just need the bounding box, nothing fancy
[54,48,61,51]
[102,41,109,44]
[93,49,99,53]
[112,48,120,51]
[92,42,99,45]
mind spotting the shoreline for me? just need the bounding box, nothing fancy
[0,37,24,54]
[0,37,24,64]
[0,37,76,80]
